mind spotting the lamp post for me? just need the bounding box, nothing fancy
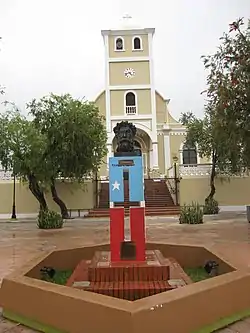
[172,156,179,205]
[11,169,16,219]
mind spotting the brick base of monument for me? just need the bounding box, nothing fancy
[66,250,191,301]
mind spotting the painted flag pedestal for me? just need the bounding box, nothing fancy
[66,250,175,301]
[66,154,183,301]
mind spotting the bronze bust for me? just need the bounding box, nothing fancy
[113,121,137,153]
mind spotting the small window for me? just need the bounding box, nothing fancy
[115,37,124,51]
[182,144,197,165]
[133,37,142,50]
[125,92,137,115]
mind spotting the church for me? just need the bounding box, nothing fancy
[86,16,250,213]
[94,15,202,180]
[0,16,247,217]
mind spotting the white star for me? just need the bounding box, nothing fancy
[112,180,120,191]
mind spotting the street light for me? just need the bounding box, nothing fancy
[172,156,179,205]
[11,167,16,219]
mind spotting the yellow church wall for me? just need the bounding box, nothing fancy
[155,92,166,123]
[109,61,150,86]
[110,89,151,116]
[169,135,185,163]
[168,130,211,165]
[0,181,95,214]
[157,135,165,174]
[168,118,181,126]
[94,91,106,117]
[108,34,149,58]
[179,176,250,206]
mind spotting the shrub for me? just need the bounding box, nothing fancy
[203,198,220,215]
[179,202,203,224]
[37,209,64,229]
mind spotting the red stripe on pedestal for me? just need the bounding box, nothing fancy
[110,207,125,262]
[130,207,145,261]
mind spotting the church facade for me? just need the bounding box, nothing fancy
[0,17,248,217]
[94,18,208,180]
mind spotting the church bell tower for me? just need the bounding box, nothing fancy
[101,15,159,170]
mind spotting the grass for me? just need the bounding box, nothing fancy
[194,308,250,333]
[41,269,73,285]
[184,267,210,282]
[3,309,67,333]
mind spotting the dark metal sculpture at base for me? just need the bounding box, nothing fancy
[113,121,141,156]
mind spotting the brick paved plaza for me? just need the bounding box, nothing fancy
[0,215,250,332]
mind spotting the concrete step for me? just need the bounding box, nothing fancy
[87,207,180,218]
[99,201,174,207]
[99,198,172,203]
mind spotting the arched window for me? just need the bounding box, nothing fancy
[133,36,142,50]
[125,91,137,114]
[115,37,124,51]
[182,143,197,165]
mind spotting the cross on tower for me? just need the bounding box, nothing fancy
[122,13,132,22]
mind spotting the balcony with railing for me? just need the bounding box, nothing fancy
[167,164,212,178]
[125,106,136,115]
[179,164,212,177]
[125,91,137,115]
[0,169,96,182]
[169,163,250,178]
[0,170,14,181]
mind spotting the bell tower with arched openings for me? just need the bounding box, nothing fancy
[101,14,158,172]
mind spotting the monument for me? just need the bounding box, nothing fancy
[66,121,175,299]
[109,121,145,262]
[0,122,244,332]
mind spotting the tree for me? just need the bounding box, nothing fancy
[201,17,250,172]
[180,111,218,202]
[27,93,107,218]
[180,18,250,202]
[0,109,49,211]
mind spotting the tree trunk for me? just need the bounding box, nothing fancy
[205,153,217,203]
[28,174,48,211]
[50,178,69,219]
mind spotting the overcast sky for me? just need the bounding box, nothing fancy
[0,0,249,120]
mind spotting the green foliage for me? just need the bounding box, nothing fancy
[0,94,107,216]
[180,111,215,161]
[41,269,72,284]
[179,202,204,224]
[27,93,107,180]
[201,18,250,173]
[203,198,220,215]
[0,107,49,210]
[0,108,47,178]
[37,210,64,229]
[184,267,210,282]
[180,111,219,201]
[180,18,250,201]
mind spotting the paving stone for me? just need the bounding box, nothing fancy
[226,320,250,332]
[0,218,250,332]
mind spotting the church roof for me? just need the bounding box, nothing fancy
[112,14,143,30]
[101,14,155,35]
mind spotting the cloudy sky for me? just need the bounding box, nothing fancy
[0,0,249,120]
